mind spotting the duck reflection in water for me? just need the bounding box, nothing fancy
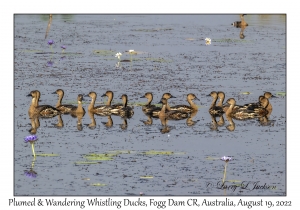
[101,115,113,128]
[28,113,40,134]
[209,113,225,131]
[186,110,199,127]
[86,111,96,130]
[232,15,248,39]
[53,114,64,129]
[70,94,86,131]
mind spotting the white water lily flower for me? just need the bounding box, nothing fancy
[115,52,122,60]
[221,156,232,162]
[128,49,135,54]
[205,38,211,45]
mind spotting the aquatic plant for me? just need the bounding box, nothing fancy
[47,60,54,67]
[47,39,54,45]
[24,135,38,157]
[24,135,38,143]
[205,38,211,45]
[24,170,37,178]
[129,49,134,61]
[115,52,122,60]
[221,156,232,162]
[221,156,232,183]
[61,45,66,53]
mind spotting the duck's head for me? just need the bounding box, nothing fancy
[101,90,113,98]
[264,92,277,99]
[207,91,218,99]
[217,91,225,100]
[162,93,176,99]
[52,89,64,96]
[140,92,153,100]
[187,93,199,101]
[226,98,236,106]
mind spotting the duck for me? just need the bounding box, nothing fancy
[86,91,112,115]
[116,94,134,118]
[217,91,244,113]
[140,92,157,112]
[146,93,176,116]
[170,93,199,113]
[263,92,276,114]
[52,89,76,114]
[242,92,275,114]
[70,94,86,117]
[158,98,189,120]
[101,90,123,112]
[232,14,248,28]
[207,91,224,115]
[225,98,268,120]
[27,90,60,118]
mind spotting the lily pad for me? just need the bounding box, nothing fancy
[276,92,286,96]
[93,50,115,56]
[36,154,59,157]
[91,183,106,186]
[143,150,174,155]
[105,150,134,154]
[74,161,101,165]
[140,176,154,179]
[85,156,114,161]
[240,92,251,95]
[145,58,171,63]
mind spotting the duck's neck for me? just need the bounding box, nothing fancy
[56,94,63,107]
[159,104,167,118]
[217,97,224,107]
[106,94,113,106]
[188,98,198,110]
[77,101,84,113]
[210,97,217,109]
[123,99,127,108]
[146,97,153,106]
[88,97,96,111]
[225,103,235,116]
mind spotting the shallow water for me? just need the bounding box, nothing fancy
[14,14,286,196]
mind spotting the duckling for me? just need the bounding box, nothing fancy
[52,89,76,114]
[146,93,176,116]
[232,14,248,28]
[117,94,134,118]
[27,90,60,118]
[101,90,123,111]
[140,92,157,112]
[86,91,112,115]
[158,98,189,120]
[70,94,86,117]
[207,91,224,115]
[170,93,199,113]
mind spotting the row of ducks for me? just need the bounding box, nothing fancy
[208,91,275,120]
[27,90,201,120]
[27,89,275,121]
[28,90,134,118]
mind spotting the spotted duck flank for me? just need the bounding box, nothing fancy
[140,92,157,112]
[225,98,268,120]
[158,98,189,120]
[208,91,224,115]
[27,90,60,118]
[86,91,112,115]
[101,90,123,112]
[52,89,76,114]
[116,94,134,118]
[146,93,176,116]
[170,93,199,113]
[232,14,248,28]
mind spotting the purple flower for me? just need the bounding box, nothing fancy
[47,40,54,45]
[221,156,232,162]
[24,170,37,178]
[47,60,54,67]
[61,45,66,50]
[24,135,38,143]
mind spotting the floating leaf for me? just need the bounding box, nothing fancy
[85,156,113,161]
[93,50,115,56]
[276,92,286,96]
[91,183,106,186]
[240,92,251,95]
[186,38,196,41]
[75,161,101,165]
[84,153,117,158]
[36,154,59,157]
[105,150,134,154]
[143,150,174,155]
[82,178,90,180]
[140,176,154,179]
[145,58,171,63]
